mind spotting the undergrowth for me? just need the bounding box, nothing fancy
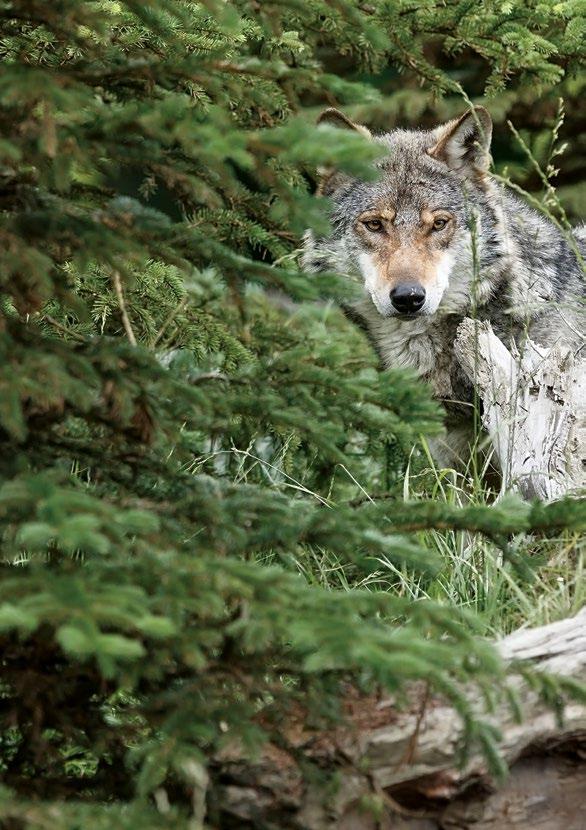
[254,384,585,640]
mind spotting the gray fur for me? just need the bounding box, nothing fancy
[303,110,586,466]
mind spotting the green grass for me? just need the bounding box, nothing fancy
[252,438,585,639]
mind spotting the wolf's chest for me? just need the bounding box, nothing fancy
[368,313,474,410]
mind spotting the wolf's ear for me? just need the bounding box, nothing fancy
[315,108,372,195]
[428,107,492,176]
[317,107,372,140]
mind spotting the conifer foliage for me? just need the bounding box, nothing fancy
[0,1,584,826]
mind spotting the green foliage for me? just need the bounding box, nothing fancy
[0,1,584,827]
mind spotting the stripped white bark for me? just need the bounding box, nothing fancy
[453,318,586,499]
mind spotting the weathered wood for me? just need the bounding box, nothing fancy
[216,610,586,829]
[453,317,586,499]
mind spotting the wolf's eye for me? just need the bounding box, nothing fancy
[432,217,448,231]
[362,218,384,232]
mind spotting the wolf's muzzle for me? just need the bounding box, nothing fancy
[390,283,426,314]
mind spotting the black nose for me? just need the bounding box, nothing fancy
[390,283,426,314]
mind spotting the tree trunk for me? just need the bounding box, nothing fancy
[216,610,586,829]
[453,318,586,499]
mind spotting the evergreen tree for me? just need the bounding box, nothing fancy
[0,1,584,826]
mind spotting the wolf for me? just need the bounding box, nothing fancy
[303,106,586,467]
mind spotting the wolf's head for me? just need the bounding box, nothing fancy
[308,107,500,319]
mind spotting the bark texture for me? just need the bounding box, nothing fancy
[453,317,586,499]
[216,611,586,829]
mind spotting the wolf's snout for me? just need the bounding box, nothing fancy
[390,283,426,314]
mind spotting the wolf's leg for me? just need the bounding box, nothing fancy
[426,421,491,474]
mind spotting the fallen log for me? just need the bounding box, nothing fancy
[216,610,586,829]
[453,318,586,499]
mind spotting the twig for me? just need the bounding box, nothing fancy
[42,315,86,343]
[190,371,229,383]
[152,296,188,348]
[398,682,431,768]
[112,271,137,346]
